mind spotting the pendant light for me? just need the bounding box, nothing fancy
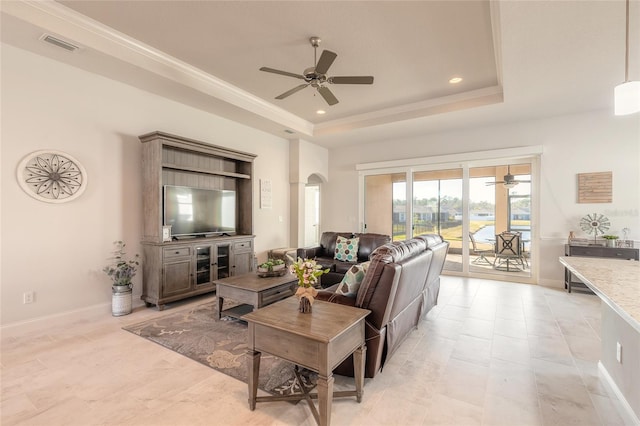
[614,0,640,115]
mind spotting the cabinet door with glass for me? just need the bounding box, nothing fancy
[194,245,214,287]
[213,243,231,280]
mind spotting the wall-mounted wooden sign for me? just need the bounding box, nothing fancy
[577,171,612,203]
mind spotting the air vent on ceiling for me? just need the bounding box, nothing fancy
[40,34,80,52]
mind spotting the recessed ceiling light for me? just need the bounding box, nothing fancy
[449,77,463,84]
[316,110,326,115]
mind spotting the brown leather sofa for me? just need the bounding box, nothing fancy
[316,234,449,378]
[296,232,391,288]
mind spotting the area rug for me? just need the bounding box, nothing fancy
[123,299,316,396]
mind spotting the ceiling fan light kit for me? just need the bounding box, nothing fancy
[614,0,640,115]
[260,36,374,106]
[485,165,531,189]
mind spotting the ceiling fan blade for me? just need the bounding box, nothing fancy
[317,86,339,106]
[486,181,505,186]
[315,50,337,75]
[329,76,374,84]
[259,67,305,80]
[275,84,309,100]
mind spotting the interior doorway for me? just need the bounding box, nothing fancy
[304,181,321,247]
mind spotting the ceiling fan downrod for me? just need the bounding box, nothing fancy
[310,36,321,66]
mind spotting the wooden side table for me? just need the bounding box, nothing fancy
[243,297,370,426]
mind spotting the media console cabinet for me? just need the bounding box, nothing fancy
[142,236,254,310]
[139,131,256,309]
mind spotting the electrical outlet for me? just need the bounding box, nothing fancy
[23,291,35,304]
[616,342,622,363]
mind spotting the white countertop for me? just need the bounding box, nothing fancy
[559,256,640,333]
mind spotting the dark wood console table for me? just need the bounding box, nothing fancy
[564,244,639,293]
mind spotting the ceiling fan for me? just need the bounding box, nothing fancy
[485,165,531,189]
[259,37,374,106]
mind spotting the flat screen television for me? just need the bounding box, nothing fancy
[163,185,236,237]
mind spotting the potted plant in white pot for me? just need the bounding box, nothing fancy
[602,235,619,248]
[103,240,140,316]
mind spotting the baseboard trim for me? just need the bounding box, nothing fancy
[538,278,564,289]
[598,361,640,425]
[1,296,145,337]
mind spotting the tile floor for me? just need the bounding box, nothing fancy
[0,276,631,425]
[444,254,532,280]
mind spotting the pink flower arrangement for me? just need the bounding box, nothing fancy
[287,256,329,288]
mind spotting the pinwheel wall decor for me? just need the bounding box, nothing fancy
[579,213,611,243]
[17,150,87,203]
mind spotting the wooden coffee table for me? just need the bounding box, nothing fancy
[244,297,370,426]
[214,272,297,319]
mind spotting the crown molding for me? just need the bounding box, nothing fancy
[2,0,314,136]
[315,85,504,136]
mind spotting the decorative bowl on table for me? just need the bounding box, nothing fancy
[257,259,287,278]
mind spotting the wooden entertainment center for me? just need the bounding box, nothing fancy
[139,131,256,310]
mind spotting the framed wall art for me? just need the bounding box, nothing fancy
[260,178,272,209]
[577,171,612,203]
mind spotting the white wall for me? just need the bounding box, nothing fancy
[323,111,640,287]
[292,139,329,184]
[288,139,329,247]
[1,45,290,325]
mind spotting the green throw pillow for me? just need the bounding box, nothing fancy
[334,236,359,263]
[336,262,370,297]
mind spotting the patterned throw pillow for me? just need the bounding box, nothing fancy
[336,262,370,297]
[334,236,359,262]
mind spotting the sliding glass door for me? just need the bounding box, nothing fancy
[412,169,462,272]
[363,169,463,272]
[361,160,536,282]
[468,167,497,273]
[363,173,405,237]
[467,165,532,278]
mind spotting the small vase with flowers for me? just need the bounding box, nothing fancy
[287,256,329,313]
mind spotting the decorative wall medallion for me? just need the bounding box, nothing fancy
[17,150,87,203]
